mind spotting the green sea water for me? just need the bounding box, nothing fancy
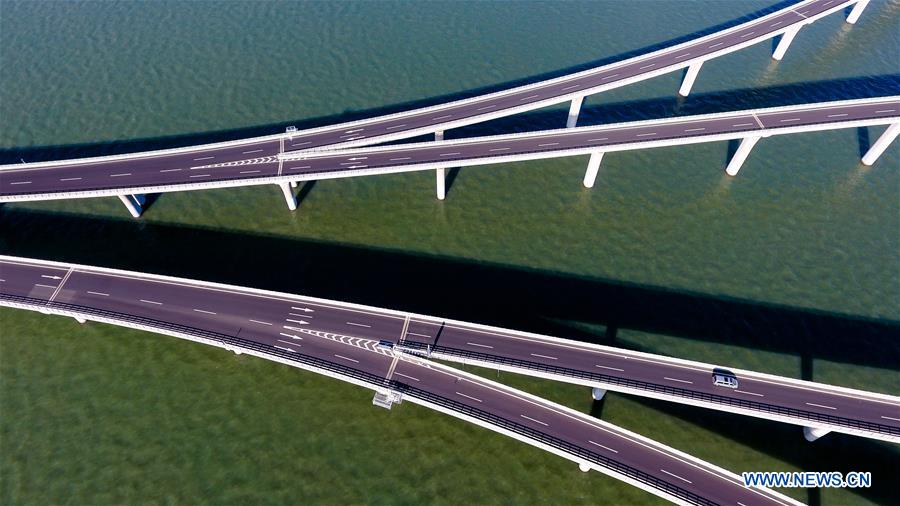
[1,1,899,504]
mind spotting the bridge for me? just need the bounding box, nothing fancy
[0,255,815,506]
[0,0,881,217]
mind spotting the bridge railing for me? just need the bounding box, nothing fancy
[395,341,900,437]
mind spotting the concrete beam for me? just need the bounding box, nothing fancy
[678,61,703,97]
[278,182,297,211]
[583,152,604,188]
[803,426,831,442]
[290,181,298,188]
[567,96,584,128]
[725,136,761,176]
[772,26,801,61]
[117,194,142,218]
[861,123,900,166]
[846,0,869,24]
[435,130,446,200]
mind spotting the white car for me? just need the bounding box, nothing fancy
[712,368,739,389]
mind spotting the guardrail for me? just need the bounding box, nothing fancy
[1,291,717,506]
[397,341,900,438]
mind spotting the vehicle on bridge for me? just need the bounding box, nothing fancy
[712,368,739,389]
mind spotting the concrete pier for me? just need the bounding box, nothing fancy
[725,136,761,176]
[567,96,584,128]
[861,123,900,166]
[117,194,142,218]
[846,0,869,24]
[435,130,446,200]
[678,61,703,97]
[803,426,831,442]
[74,316,87,324]
[279,182,297,210]
[772,26,801,61]
[290,181,298,188]
[583,152,604,188]
[579,463,591,472]
[591,387,607,400]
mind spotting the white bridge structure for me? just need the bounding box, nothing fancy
[0,0,884,217]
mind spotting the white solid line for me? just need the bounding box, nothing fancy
[86,291,109,296]
[278,332,302,340]
[596,364,625,372]
[139,299,162,305]
[660,469,692,484]
[394,372,420,382]
[806,402,837,410]
[10,181,31,185]
[520,414,549,426]
[60,177,82,181]
[346,322,371,328]
[561,84,580,90]
[249,319,272,325]
[520,94,540,101]
[193,156,214,161]
[110,173,131,177]
[881,416,900,422]
[538,142,559,147]
[389,157,411,161]
[684,127,706,132]
[735,390,764,397]
[242,149,263,154]
[489,147,510,152]
[274,345,296,352]
[466,342,494,349]
[189,174,211,178]
[732,123,755,127]
[34,284,56,289]
[406,332,431,338]
[193,309,216,315]
[530,353,558,360]
[456,391,483,403]
[385,124,407,130]
[432,115,452,121]
[439,152,461,156]
[159,168,182,172]
[588,440,618,453]
[709,42,724,49]
[639,64,655,70]
[601,74,619,80]
[239,170,260,174]
[334,354,359,363]
[827,113,848,118]
[476,105,496,111]
[635,132,657,137]
[664,377,693,384]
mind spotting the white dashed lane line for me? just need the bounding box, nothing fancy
[346,322,371,328]
[334,354,359,363]
[664,377,693,384]
[110,173,131,177]
[86,291,109,296]
[736,390,764,397]
[193,309,216,315]
[193,156,215,161]
[806,402,837,410]
[466,342,493,349]
[588,440,618,453]
[520,414,549,427]
[394,372,420,382]
[660,469,692,484]
[139,299,162,305]
[596,364,625,372]
[530,353,557,360]
[249,319,272,326]
[455,391,483,403]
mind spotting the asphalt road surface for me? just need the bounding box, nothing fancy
[0,256,805,506]
[0,0,868,200]
[2,97,896,198]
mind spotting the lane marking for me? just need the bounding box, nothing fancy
[664,376,693,384]
[288,313,313,318]
[770,21,783,27]
[34,283,56,289]
[520,414,548,426]
[661,469,692,484]
[193,309,216,315]
[385,124,407,130]
[248,319,272,325]
[407,332,431,338]
[875,109,896,113]
[110,173,131,177]
[334,354,359,363]
[740,31,755,38]
[274,345,297,352]
[709,42,724,49]
[239,170,260,174]
[10,181,31,185]
[279,332,302,340]
[779,117,802,122]
[242,149,263,154]
[466,342,494,349]
[588,440,618,453]
[190,174,211,178]
[751,113,766,129]
[159,168,182,172]
[674,53,691,59]
[346,322,371,328]
[389,157,411,161]
[193,156,215,161]
[827,113,849,118]
[806,402,837,410]
[139,299,162,305]
[59,177,82,181]
[476,105,496,111]
[530,353,558,360]
[287,165,310,170]
[601,74,619,80]
[86,291,109,296]
[41,275,62,280]
[277,339,302,348]
[456,391,483,403]
[736,390,764,397]
[881,416,900,422]
[639,64,655,70]
[635,132,657,137]
[684,127,706,132]
[596,364,625,372]
[520,94,540,101]
[732,122,755,127]
[290,307,314,312]
[285,318,308,324]
[395,372,420,382]
[432,115,452,121]
[344,128,364,134]
[439,152,461,156]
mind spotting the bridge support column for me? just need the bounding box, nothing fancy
[846,0,869,24]
[278,182,297,211]
[290,181,298,188]
[772,26,801,61]
[862,123,900,166]
[117,194,142,218]
[435,130,447,200]
[725,136,761,176]
[678,61,703,97]
[579,463,591,472]
[567,96,584,128]
[591,387,607,400]
[803,426,831,442]
[583,152,604,188]
[74,316,86,324]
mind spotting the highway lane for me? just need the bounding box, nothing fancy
[0,0,867,200]
[2,97,897,199]
[0,256,801,506]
